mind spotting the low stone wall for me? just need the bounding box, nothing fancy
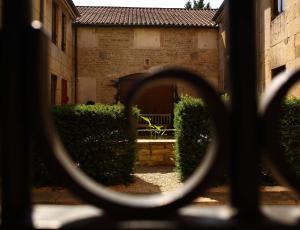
[136,139,175,166]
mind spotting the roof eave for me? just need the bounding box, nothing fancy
[212,0,225,22]
[73,23,219,28]
[63,0,80,18]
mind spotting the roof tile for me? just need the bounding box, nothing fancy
[75,6,218,27]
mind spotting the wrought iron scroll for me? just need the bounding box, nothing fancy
[36,67,229,219]
[2,0,300,229]
[261,69,300,194]
[1,0,34,227]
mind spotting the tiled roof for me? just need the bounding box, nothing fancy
[75,6,218,27]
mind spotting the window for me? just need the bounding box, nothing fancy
[272,0,285,19]
[39,0,44,22]
[51,2,58,44]
[61,13,66,51]
[271,65,286,79]
[61,79,68,105]
[50,74,57,105]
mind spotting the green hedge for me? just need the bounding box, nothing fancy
[174,96,300,185]
[174,96,211,181]
[34,104,137,186]
[279,98,300,178]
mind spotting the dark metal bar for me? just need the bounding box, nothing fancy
[228,0,261,221]
[1,0,33,227]
[2,0,300,228]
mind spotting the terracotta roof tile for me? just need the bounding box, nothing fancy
[75,6,218,27]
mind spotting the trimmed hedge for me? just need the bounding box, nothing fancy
[174,96,211,181]
[174,96,300,185]
[279,98,300,178]
[34,104,137,186]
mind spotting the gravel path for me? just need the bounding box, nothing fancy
[32,166,300,205]
[109,166,183,194]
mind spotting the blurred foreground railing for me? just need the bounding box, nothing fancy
[1,0,300,229]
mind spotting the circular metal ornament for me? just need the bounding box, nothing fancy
[37,67,229,216]
[260,69,300,195]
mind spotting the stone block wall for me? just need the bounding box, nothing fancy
[214,2,230,93]
[258,0,300,95]
[76,26,220,104]
[32,0,76,104]
[136,140,175,166]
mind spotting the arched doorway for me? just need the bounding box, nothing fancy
[118,73,176,128]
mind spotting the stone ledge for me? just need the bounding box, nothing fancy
[32,186,300,206]
[137,139,176,143]
[33,205,300,228]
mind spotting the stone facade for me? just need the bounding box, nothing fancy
[32,0,78,104]
[216,0,300,95]
[258,0,300,96]
[5,2,300,103]
[76,26,220,104]
[214,2,230,92]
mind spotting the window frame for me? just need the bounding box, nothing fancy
[51,1,58,44]
[61,78,68,105]
[50,74,57,105]
[271,65,286,79]
[61,13,66,51]
[39,0,44,22]
[272,0,285,19]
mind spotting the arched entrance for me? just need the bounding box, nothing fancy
[118,73,176,128]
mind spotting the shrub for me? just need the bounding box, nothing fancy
[279,97,300,178]
[33,104,138,186]
[174,96,211,181]
[174,96,300,185]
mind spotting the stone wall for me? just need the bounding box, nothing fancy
[76,26,220,104]
[214,2,230,92]
[258,0,300,96]
[32,0,76,104]
[136,140,175,166]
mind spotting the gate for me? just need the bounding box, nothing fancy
[1,0,300,229]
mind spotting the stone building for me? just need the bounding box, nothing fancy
[213,2,230,92]
[215,0,300,95]
[32,0,79,105]
[3,1,300,106]
[258,0,300,96]
[74,7,220,115]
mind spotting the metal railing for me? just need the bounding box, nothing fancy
[1,0,300,229]
[138,114,172,128]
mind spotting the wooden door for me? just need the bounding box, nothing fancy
[119,76,174,114]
